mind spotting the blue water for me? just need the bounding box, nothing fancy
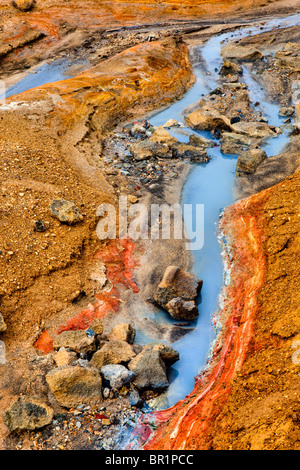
[0,59,89,100]
[137,13,299,408]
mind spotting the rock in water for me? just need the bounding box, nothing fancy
[165,297,199,321]
[0,313,7,332]
[46,365,102,408]
[171,143,209,163]
[188,133,216,148]
[220,59,243,76]
[236,148,268,175]
[154,266,202,320]
[149,126,178,145]
[185,105,232,131]
[278,106,295,117]
[2,397,53,431]
[231,121,276,138]
[90,340,136,369]
[100,364,135,389]
[221,44,263,61]
[50,199,83,225]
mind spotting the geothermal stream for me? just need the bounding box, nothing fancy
[134,13,300,411]
[1,12,299,448]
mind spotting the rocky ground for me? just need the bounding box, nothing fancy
[0,0,300,451]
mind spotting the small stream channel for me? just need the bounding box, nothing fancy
[137,12,299,409]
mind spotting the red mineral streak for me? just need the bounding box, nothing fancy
[94,238,139,294]
[132,188,272,450]
[34,238,139,351]
[33,329,54,354]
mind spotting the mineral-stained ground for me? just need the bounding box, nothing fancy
[0,0,299,450]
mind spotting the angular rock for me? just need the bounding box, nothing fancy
[185,105,232,132]
[89,318,104,336]
[236,148,268,175]
[100,364,135,389]
[188,133,215,148]
[128,349,169,391]
[130,140,172,161]
[154,266,203,308]
[90,340,136,369]
[149,126,178,145]
[142,342,180,366]
[2,397,53,432]
[129,389,144,408]
[50,199,83,225]
[165,297,199,321]
[0,313,7,332]
[163,119,183,128]
[220,131,263,154]
[221,44,263,61]
[53,348,77,367]
[108,323,136,344]
[53,329,96,355]
[231,121,276,139]
[171,143,209,162]
[46,365,102,408]
[278,106,294,117]
[220,59,243,76]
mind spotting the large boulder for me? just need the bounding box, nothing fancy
[53,329,96,355]
[221,44,263,61]
[154,266,202,308]
[90,340,136,369]
[236,148,268,175]
[108,323,136,344]
[46,365,102,408]
[100,364,135,390]
[2,397,53,432]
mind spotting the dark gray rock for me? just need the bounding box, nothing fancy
[2,397,53,431]
[165,297,199,321]
[236,148,268,175]
[50,199,83,225]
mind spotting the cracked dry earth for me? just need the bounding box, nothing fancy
[0,0,300,451]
